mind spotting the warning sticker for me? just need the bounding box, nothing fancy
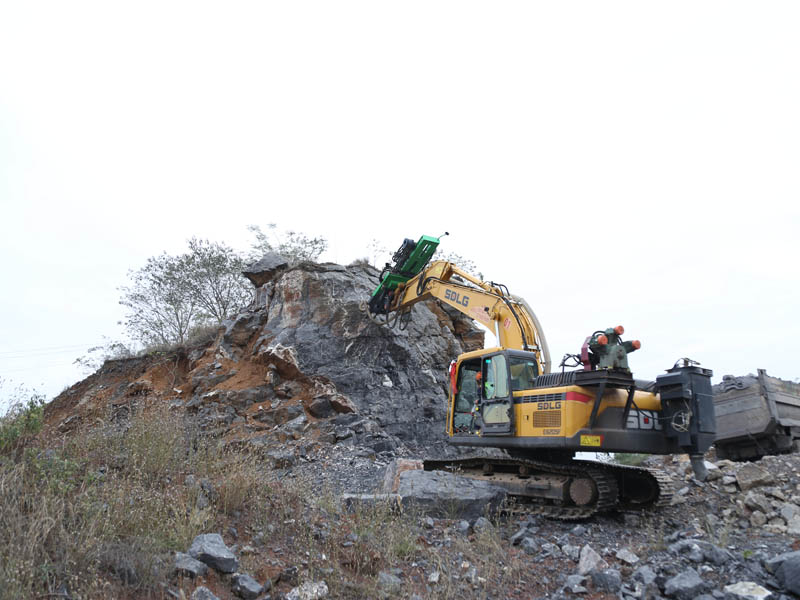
[503,317,512,329]
[580,435,603,447]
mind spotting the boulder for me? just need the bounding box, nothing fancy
[577,544,608,575]
[232,572,263,599]
[664,567,707,600]
[776,554,800,595]
[736,463,774,491]
[669,539,732,565]
[243,252,289,287]
[787,514,800,536]
[723,581,773,600]
[564,574,588,594]
[765,550,800,574]
[633,565,657,586]
[744,491,773,514]
[188,533,239,573]
[222,312,267,348]
[377,570,402,589]
[173,552,208,578]
[615,547,640,565]
[191,588,220,600]
[307,396,336,418]
[590,568,622,592]
[394,469,506,520]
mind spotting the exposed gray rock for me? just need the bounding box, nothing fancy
[191,587,220,600]
[736,464,775,491]
[564,574,587,594]
[285,580,329,600]
[787,514,800,536]
[775,554,800,595]
[341,493,402,512]
[509,526,529,546]
[765,550,800,573]
[669,539,733,565]
[251,263,483,452]
[473,516,493,533]
[780,503,800,522]
[615,547,640,565]
[243,252,289,287]
[173,552,208,578]
[745,491,774,514]
[723,581,773,599]
[590,568,622,592]
[540,542,562,558]
[395,469,506,520]
[562,544,581,562]
[188,533,239,573]
[222,312,267,348]
[633,565,658,586]
[571,524,588,536]
[265,448,297,469]
[577,544,608,575]
[664,567,707,599]
[307,396,336,418]
[521,537,538,555]
[232,572,263,599]
[377,570,402,588]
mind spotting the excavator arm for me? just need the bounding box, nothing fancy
[380,258,552,375]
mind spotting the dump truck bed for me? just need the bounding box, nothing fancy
[713,369,800,460]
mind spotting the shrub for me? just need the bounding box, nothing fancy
[0,392,45,455]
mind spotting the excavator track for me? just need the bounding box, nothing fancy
[423,456,672,520]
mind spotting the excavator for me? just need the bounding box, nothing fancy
[366,233,716,519]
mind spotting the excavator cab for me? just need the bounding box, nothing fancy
[450,349,539,436]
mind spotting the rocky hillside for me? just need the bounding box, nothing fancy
[45,258,483,459]
[26,256,800,600]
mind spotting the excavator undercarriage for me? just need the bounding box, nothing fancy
[423,455,672,520]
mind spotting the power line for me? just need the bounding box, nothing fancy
[0,361,82,374]
[0,342,104,358]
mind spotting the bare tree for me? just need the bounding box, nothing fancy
[119,252,197,347]
[119,239,252,348]
[182,238,252,325]
[247,224,327,264]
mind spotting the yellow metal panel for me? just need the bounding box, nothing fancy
[513,386,662,439]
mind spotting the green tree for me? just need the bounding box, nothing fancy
[120,252,197,347]
[183,238,252,324]
[119,239,252,348]
[247,224,327,264]
[0,378,45,454]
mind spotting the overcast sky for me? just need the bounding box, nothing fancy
[1,1,798,410]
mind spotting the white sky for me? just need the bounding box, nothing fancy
[1,1,798,410]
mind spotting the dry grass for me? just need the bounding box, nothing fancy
[0,401,264,599]
[2,400,531,599]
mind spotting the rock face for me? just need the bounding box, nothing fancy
[242,262,483,452]
[45,261,484,458]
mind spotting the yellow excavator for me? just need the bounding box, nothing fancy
[367,233,716,518]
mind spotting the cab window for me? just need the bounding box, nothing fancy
[509,357,539,391]
[455,361,480,412]
[484,354,509,400]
